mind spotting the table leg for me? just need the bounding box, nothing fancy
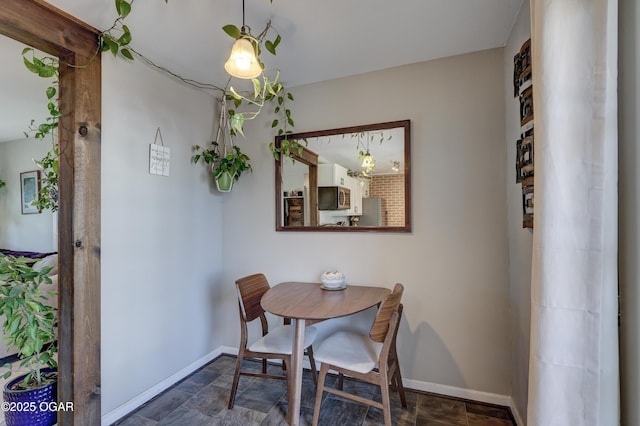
[288,318,305,426]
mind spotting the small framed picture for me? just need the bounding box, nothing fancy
[20,170,41,214]
[520,86,534,127]
[522,177,534,229]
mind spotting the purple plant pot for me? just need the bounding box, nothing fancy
[3,369,57,426]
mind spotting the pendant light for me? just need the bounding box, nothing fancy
[361,151,375,169]
[224,0,262,79]
[361,133,376,171]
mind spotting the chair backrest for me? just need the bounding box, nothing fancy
[235,273,271,322]
[370,283,404,343]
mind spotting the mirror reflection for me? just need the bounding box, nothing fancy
[275,120,411,232]
[0,35,59,360]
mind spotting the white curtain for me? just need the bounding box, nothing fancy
[528,0,619,425]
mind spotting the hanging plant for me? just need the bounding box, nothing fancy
[192,100,252,192]
[214,145,252,192]
[21,0,299,202]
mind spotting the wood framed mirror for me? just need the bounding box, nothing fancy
[275,120,411,232]
[0,1,101,424]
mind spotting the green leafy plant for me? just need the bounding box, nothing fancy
[0,254,57,390]
[214,145,252,181]
[100,0,168,61]
[21,48,60,212]
[193,140,251,182]
[193,100,253,191]
[22,0,299,200]
[22,48,59,142]
[20,0,157,212]
[267,89,304,160]
[33,145,59,212]
[221,21,303,160]
[0,179,5,189]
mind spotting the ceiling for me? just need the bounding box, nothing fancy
[1,0,523,143]
[308,126,406,175]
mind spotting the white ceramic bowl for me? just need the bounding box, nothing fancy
[320,271,345,288]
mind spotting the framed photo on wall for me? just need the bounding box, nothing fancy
[514,38,534,229]
[20,170,41,214]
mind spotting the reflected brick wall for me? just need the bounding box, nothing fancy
[369,174,404,227]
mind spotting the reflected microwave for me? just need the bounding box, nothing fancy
[318,186,351,210]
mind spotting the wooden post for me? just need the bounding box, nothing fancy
[0,1,102,424]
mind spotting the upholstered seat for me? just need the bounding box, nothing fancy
[314,330,382,374]
[228,273,318,410]
[248,323,316,355]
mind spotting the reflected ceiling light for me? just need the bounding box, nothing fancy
[224,0,262,79]
[361,151,375,169]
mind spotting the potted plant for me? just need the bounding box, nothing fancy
[193,99,252,192]
[0,254,58,426]
[193,141,252,192]
[23,2,299,202]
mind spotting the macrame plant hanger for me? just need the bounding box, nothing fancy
[213,98,235,192]
[216,98,234,157]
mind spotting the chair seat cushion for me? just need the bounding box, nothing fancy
[249,324,317,354]
[314,330,383,374]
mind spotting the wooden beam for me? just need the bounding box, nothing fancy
[0,0,99,58]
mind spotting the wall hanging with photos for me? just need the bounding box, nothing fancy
[514,38,534,229]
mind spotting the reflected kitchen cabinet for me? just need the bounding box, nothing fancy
[318,163,348,187]
[285,196,304,226]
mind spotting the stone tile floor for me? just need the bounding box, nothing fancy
[113,354,516,426]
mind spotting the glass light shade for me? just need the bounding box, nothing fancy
[224,38,262,79]
[361,152,375,169]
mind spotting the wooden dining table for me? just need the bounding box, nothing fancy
[261,281,390,426]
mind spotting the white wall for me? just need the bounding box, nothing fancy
[503,1,532,422]
[100,55,225,415]
[619,0,639,423]
[0,137,56,252]
[219,49,512,398]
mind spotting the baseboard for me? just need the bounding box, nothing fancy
[101,347,228,426]
[401,378,513,409]
[509,397,525,426]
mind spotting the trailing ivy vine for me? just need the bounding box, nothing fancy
[23,0,300,205]
[22,48,59,211]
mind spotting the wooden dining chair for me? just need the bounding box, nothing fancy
[228,273,318,409]
[311,283,407,426]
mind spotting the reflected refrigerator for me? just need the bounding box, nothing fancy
[359,197,382,226]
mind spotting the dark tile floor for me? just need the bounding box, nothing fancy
[113,354,516,426]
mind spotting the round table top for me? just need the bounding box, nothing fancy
[261,281,391,320]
